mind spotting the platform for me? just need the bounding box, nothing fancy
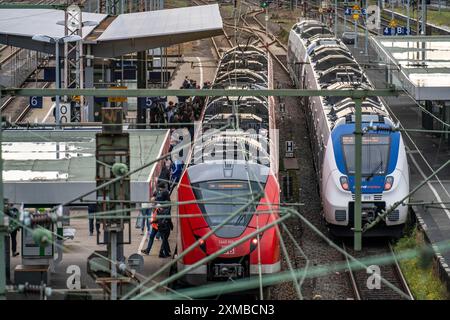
[348,42,450,280]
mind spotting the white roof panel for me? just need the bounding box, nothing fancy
[372,35,450,100]
[97,4,222,41]
[0,9,107,39]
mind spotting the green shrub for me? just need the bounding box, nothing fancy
[394,229,448,300]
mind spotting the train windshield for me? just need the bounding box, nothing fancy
[193,180,265,227]
[341,134,390,176]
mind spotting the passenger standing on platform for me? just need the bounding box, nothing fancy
[166,101,175,123]
[170,159,184,189]
[158,161,172,191]
[140,202,151,236]
[157,206,173,258]
[88,204,100,236]
[4,201,20,257]
[182,76,190,89]
[141,205,161,255]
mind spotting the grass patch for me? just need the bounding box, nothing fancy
[394,228,448,300]
[165,0,190,8]
[278,27,290,44]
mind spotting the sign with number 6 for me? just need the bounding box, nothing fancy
[29,96,43,109]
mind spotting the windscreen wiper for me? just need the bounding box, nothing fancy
[365,160,383,181]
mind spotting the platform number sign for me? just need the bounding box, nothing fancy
[285,140,294,158]
[383,26,410,35]
[144,97,153,107]
[137,97,154,108]
[29,96,43,109]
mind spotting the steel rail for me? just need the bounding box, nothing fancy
[0,48,21,66]
[343,242,362,300]
[14,82,51,123]
[193,0,233,58]
[343,242,414,300]
[238,6,290,74]
[388,242,415,300]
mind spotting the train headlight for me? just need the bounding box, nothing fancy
[340,176,349,191]
[384,176,394,191]
[194,235,207,253]
[250,237,259,252]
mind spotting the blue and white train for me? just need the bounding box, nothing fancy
[287,20,410,237]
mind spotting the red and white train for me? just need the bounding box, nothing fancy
[176,46,280,290]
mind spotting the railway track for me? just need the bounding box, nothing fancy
[239,7,289,73]
[343,242,414,300]
[1,81,51,123]
[217,1,290,74]
[193,0,234,58]
[307,2,449,36]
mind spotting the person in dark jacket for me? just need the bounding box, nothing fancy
[158,160,172,191]
[157,206,173,258]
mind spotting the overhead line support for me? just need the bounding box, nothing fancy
[0,88,402,98]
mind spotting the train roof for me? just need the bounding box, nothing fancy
[190,46,274,171]
[317,65,366,87]
[214,69,267,86]
[290,20,393,128]
[292,20,331,36]
[187,161,270,184]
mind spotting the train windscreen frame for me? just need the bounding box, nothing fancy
[192,180,265,227]
[341,134,391,176]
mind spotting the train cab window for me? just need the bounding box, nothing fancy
[341,134,390,176]
[192,180,265,227]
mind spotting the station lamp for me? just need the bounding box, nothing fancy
[31,34,82,126]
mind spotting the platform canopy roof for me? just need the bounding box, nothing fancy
[0,4,223,57]
[2,129,169,205]
[371,35,450,100]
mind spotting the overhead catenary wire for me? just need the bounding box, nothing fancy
[121,195,265,300]
[2,1,448,300]
[132,211,293,300]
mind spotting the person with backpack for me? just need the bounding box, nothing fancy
[140,205,162,255]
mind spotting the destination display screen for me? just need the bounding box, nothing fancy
[205,182,248,190]
[342,135,390,145]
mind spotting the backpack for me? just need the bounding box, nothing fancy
[157,208,173,231]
